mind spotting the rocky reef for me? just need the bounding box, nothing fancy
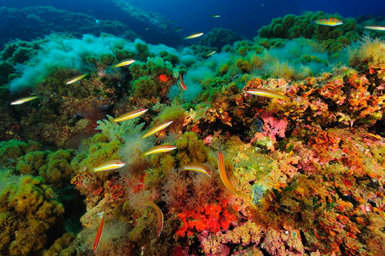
[0,6,138,48]
[0,0,181,47]
[199,28,244,51]
[258,11,360,53]
[0,12,384,256]
[0,170,64,256]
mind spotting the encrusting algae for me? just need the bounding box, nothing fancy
[0,8,384,256]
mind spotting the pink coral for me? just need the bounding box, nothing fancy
[200,220,264,255]
[260,112,288,141]
[263,228,304,256]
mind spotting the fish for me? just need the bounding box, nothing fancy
[210,14,221,18]
[142,121,173,139]
[364,25,385,31]
[144,145,177,156]
[206,51,216,57]
[10,96,38,105]
[93,212,105,254]
[175,26,183,32]
[182,164,211,176]
[93,160,125,172]
[113,59,135,68]
[246,88,289,100]
[185,32,204,39]
[313,18,343,27]
[179,74,187,90]
[145,202,164,237]
[218,151,240,195]
[65,74,87,85]
[111,108,148,123]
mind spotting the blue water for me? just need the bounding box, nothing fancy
[1,0,385,45]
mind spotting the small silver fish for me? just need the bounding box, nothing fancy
[66,74,88,85]
[144,145,177,156]
[185,32,204,39]
[113,59,135,68]
[206,51,216,57]
[93,160,125,172]
[364,25,385,31]
[10,96,39,105]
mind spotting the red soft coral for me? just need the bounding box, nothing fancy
[176,199,237,237]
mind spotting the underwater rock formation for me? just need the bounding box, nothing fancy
[110,0,171,31]
[0,0,182,46]
[258,11,360,53]
[349,37,385,79]
[16,149,75,187]
[0,39,43,85]
[0,138,76,187]
[0,170,64,256]
[0,139,41,167]
[0,11,385,256]
[199,28,244,50]
[0,6,138,48]
[0,34,199,147]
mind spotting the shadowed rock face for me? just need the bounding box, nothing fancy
[199,27,244,50]
[0,0,183,47]
[0,6,138,48]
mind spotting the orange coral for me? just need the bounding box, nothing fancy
[176,199,237,237]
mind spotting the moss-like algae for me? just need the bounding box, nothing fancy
[0,170,64,256]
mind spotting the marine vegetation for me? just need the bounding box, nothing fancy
[0,10,384,256]
[258,11,360,53]
[0,170,64,256]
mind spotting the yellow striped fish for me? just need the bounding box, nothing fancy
[364,25,385,31]
[145,202,164,237]
[93,160,125,172]
[65,74,88,85]
[10,96,38,105]
[185,32,204,39]
[112,108,148,123]
[182,164,211,177]
[142,121,173,139]
[113,59,135,68]
[313,18,343,27]
[206,51,216,57]
[218,151,240,195]
[246,88,289,100]
[144,145,176,156]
